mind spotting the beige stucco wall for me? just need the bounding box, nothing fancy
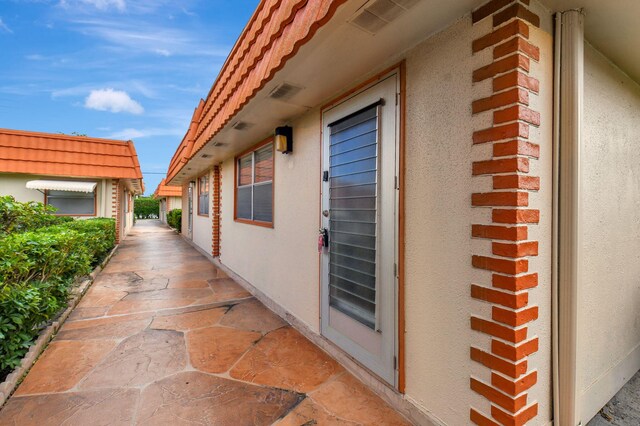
[402,10,553,423]
[220,110,322,332]
[0,173,111,218]
[168,196,181,212]
[181,184,190,237]
[119,183,134,238]
[192,170,212,254]
[577,42,640,423]
[158,197,180,223]
[0,174,47,203]
[159,199,167,223]
[215,6,555,425]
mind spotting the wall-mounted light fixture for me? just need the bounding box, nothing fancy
[275,125,293,154]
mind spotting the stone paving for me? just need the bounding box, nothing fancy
[0,220,410,425]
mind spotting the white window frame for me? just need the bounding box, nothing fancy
[198,174,210,216]
[235,140,274,226]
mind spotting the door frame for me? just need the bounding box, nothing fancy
[319,61,406,392]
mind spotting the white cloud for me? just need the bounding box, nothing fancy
[84,88,143,114]
[154,48,170,57]
[105,127,184,140]
[60,0,126,12]
[0,18,13,34]
[69,19,229,57]
[52,80,156,99]
[26,54,45,61]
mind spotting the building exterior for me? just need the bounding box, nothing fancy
[164,1,640,425]
[153,178,182,223]
[0,128,144,243]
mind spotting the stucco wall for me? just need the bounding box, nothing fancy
[577,42,640,422]
[181,184,190,238]
[216,7,555,425]
[402,9,552,423]
[168,196,181,212]
[403,18,478,423]
[192,170,212,254]
[220,110,322,332]
[0,173,110,218]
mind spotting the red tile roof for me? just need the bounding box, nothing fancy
[166,0,347,183]
[153,179,182,198]
[0,128,143,180]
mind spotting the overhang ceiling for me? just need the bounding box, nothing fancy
[170,0,488,184]
[542,0,640,83]
[169,0,639,185]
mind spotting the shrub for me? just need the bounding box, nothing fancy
[167,209,182,232]
[0,199,117,373]
[134,196,159,219]
[0,195,71,236]
[48,219,116,266]
[0,228,92,287]
[0,281,68,371]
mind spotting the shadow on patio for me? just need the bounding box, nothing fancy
[0,220,409,425]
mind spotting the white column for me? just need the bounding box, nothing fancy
[555,8,584,426]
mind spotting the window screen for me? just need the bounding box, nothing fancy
[198,174,209,215]
[47,190,96,215]
[328,104,379,329]
[236,142,273,224]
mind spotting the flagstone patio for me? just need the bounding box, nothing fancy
[0,220,410,425]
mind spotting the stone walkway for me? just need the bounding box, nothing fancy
[0,220,410,425]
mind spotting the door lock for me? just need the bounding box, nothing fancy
[318,228,329,253]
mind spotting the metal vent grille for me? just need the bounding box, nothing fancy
[232,121,253,131]
[349,0,421,34]
[391,0,420,9]
[268,82,303,100]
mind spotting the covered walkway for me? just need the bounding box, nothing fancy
[0,220,409,425]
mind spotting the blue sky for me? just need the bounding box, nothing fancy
[0,0,259,195]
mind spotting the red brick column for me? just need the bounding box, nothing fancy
[470,1,541,425]
[211,165,221,257]
[111,179,121,243]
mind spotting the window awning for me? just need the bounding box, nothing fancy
[26,180,98,193]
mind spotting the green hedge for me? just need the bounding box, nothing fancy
[134,196,159,219]
[0,195,72,235]
[167,209,182,232]
[0,199,117,373]
[46,219,116,266]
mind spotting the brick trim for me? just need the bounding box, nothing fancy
[470,1,541,425]
[211,165,221,257]
[111,179,121,243]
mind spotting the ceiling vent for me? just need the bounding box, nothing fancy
[350,0,421,34]
[232,121,253,131]
[268,82,303,101]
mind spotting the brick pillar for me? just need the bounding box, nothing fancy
[111,179,121,243]
[469,1,542,425]
[211,165,221,257]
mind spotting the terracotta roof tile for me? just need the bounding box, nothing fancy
[0,128,143,180]
[153,179,182,198]
[167,0,347,183]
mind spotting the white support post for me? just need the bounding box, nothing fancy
[555,8,584,426]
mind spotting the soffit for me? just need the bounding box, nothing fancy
[169,0,487,184]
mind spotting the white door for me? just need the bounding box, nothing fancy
[321,74,399,385]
